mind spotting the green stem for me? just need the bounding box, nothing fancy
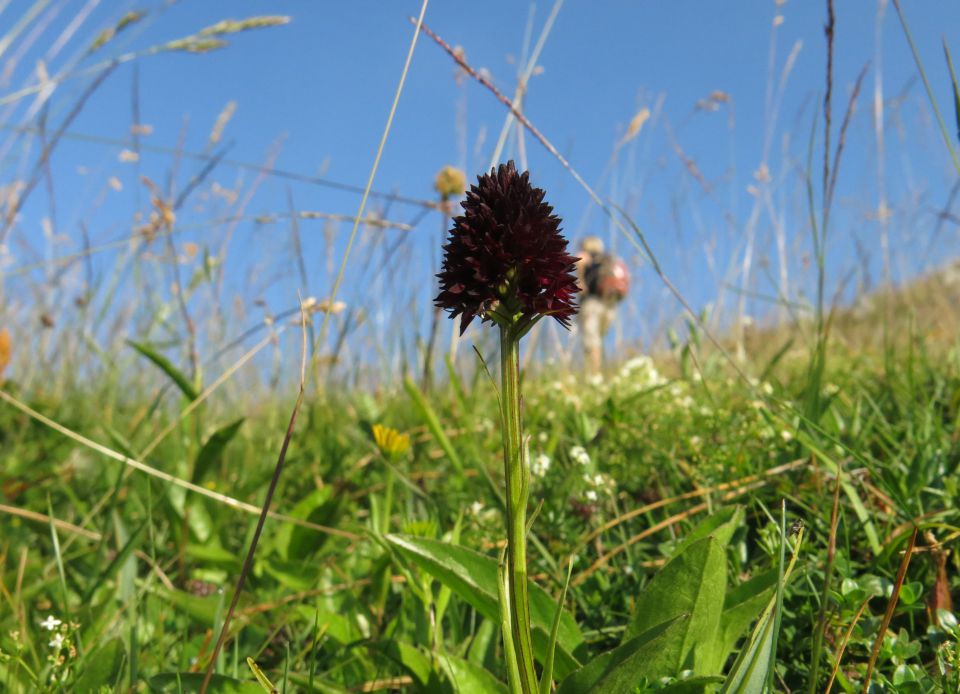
[499,324,538,694]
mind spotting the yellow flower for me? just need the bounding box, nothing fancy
[434,166,466,199]
[372,424,410,460]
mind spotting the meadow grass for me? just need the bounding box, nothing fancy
[2,317,960,692]
[2,1,960,692]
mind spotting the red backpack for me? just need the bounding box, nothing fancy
[584,254,630,301]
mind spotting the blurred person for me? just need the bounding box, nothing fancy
[576,236,630,373]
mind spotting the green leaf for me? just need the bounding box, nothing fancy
[185,496,214,543]
[714,570,778,672]
[148,585,220,623]
[82,519,147,602]
[293,605,360,645]
[374,640,434,685]
[385,534,583,678]
[73,637,125,691]
[270,487,340,561]
[147,672,263,693]
[720,526,804,693]
[625,537,727,675]
[540,560,574,694]
[557,615,689,694]
[436,651,509,694]
[672,506,743,556]
[404,377,464,473]
[193,418,244,484]
[658,677,726,693]
[128,340,199,401]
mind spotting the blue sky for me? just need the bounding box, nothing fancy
[4,1,960,377]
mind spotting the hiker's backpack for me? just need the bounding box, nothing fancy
[584,253,630,301]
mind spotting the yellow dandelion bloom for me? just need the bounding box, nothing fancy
[372,424,410,459]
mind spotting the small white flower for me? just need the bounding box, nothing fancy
[469,501,484,516]
[587,373,604,387]
[531,454,551,477]
[48,632,65,650]
[584,489,598,503]
[40,616,62,631]
[570,446,591,466]
[584,473,616,491]
[780,430,793,442]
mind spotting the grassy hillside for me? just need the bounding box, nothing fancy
[1,302,959,692]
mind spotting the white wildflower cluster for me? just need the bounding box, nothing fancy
[549,376,584,409]
[467,500,500,526]
[39,614,77,685]
[569,445,591,466]
[615,355,666,391]
[669,382,696,409]
[583,472,616,492]
[531,453,551,478]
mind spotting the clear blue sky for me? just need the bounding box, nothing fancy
[4,1,960,377]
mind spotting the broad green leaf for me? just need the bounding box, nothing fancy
[437,651,509,694]
[186,542,242,567]
[659,676,726,692]
[193,418,244,483]
[270,487,340,561]
[625,537,727,675]
[468,618,497,665]
[128,340,199,400]
[149,585,220,623]
[557,615,689,694]
[186,497,214,543]
[147,672,262,693]
[672,506,743,556]
[714,570,778,672]
[375,640,433,685]
[719,597,777,694]
[386,534,583,678]
[286,494,342,559]
[261,557,323,592]
[720,529,803,693]
[73,637,125,691]
[294,604,361,645]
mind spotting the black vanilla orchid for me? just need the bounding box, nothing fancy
[435,161,579,693]
[435,160,580,335]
